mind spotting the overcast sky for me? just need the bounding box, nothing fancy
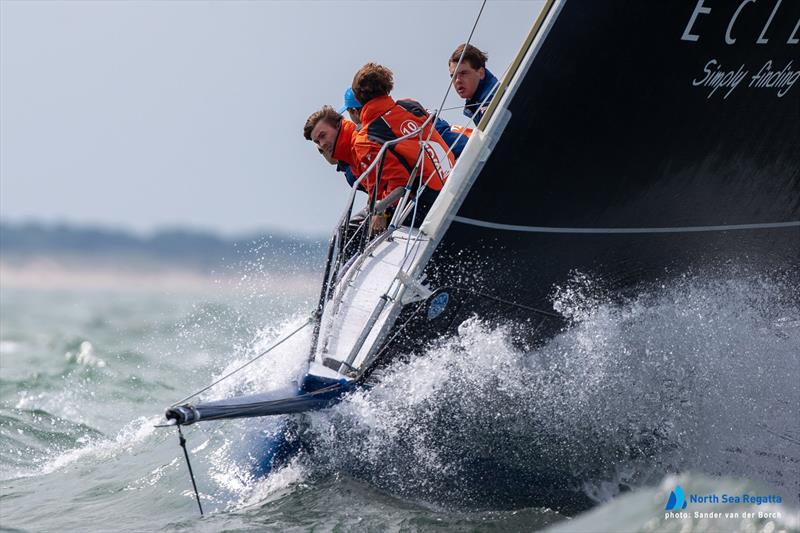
[1,0,544,237]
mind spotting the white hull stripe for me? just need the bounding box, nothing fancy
[452,216,800,234]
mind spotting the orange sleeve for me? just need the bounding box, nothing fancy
[352,136,380,198]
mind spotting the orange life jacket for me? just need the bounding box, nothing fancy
[450,124,473,138]
[332,119,358,168]
[352,95,455,201]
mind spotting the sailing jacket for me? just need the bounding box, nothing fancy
[336,162,357,188]
[332,119,362,190]
[353,95,455,201]
[332,119,358,168]
[463,67,499,125]
[434,117,471,158]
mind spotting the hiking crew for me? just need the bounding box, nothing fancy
[303,106,360,189]
[449,43,499,125]
[351,63,454,200]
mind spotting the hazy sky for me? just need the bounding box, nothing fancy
[1,0,544,237]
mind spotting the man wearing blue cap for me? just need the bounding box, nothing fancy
[338,87,470,159]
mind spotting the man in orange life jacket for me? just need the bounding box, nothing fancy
[338,86,471,159]
[303,106,361,189]
[350,63,455,233]
[304,106,373,258]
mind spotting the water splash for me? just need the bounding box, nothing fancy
[144,272,798,516]
[544,472,799,533]
[290,273,800,512]
[203,314,312,402]
[64,340,107,368]
[184,313,315,508]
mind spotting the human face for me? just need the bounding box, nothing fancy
[449,61,485,100]
[311,119,338,156]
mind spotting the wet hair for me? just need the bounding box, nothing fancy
[449,43,488,70]
[352,63,394,105]
[303,106,342,140]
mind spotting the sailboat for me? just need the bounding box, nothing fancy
[165,0,800,477]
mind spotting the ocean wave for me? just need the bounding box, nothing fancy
[110,273,799,520]
[36,416,160,476]
[286,273,800,512]
[543,472,799,533]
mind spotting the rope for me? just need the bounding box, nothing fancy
[169,316,313,408]
[394,0,489,266]
[315,1,492,379]
[433,0,488,129]
[177,425,204,517]
[402,0,486,204]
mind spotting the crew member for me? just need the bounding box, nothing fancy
[449,43,499,125]
[338,86,471,158]
[303,105,360,188]
[350,63,455,232]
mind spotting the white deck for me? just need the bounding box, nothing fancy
[313,227,429,377]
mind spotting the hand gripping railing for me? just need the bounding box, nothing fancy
[341,111,436,231]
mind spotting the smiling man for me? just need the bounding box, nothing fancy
[448,43,499,125]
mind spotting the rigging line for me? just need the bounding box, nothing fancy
[331,3,487,369]
[437,73,504,163]
[437,53,509,160]
[390,145,426,234]
[431,0,487,136]
[354,300,422,383]
[397,154,446,271]
[340,216,370,261]
[177,425,204,517]
[400,0,497,271]
[417,0,488,161]
[409,0,487,167]
[439,286,562,318]
[400,159,430,268]
[402,157,425,260]
[169,316,313,408]
[438,79,501,160]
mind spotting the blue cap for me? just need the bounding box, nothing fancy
[337,87,362,114]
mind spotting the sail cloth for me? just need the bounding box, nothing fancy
[165,381,348,426]
[422,0,800,314]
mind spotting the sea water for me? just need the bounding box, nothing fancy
[1,269,798,532]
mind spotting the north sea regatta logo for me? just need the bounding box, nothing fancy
[665,485,688,510]
[663,484,784,521]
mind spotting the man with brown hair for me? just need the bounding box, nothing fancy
[350,63,455,231]
[303,105,359,187]
[449,43,499,125]
[339,84,470,158]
